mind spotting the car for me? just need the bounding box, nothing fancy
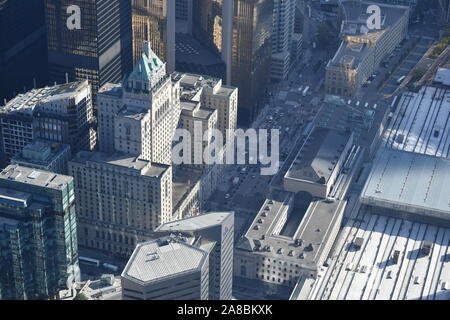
[225,193,230,200]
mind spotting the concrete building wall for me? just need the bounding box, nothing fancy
[121,266,208,300]
[69,158,172,257]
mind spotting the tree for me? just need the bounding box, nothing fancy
[411,68,425,81]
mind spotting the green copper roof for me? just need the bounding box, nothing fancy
[125,43,164,84]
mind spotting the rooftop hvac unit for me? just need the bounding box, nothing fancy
[353,237,364,250]
[421,241,433,256]
[392,250,400,264]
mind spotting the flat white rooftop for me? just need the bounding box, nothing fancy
[122,238,207,284]
[384,86,450,158]
[361,148,450,219]
[306,205,450,300]
[157,211,232,233]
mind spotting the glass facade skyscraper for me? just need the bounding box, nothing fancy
[132,0,175,71]
[231,0,273,125]
[0,0,48,103]
[45,0,132,93]
[0,165,79,300]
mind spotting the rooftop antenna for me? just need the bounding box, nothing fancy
[65,72,69,84]
[33,78,36,89]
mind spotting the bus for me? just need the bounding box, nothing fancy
[302,86,310,97]
[79,256,100,267]
[397,75,406,84]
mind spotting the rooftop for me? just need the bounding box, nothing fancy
[361,148,450,217]
[158,211,233,233]
[98,83,123,98]
[124,42,164,85]
[285,127,352,184]
[12,139,70,166]
[121,236,208,284]
[180,100,216,120]
[118,105,148,120]
[329,1,409,69]
[305,206,450,300]
[237,190,346,268]
[0,165,72,190]
[434,68,450,86]
[71,151,169,178]
[0,80,89,115]
[172,72,235,101]
[383,86,450,158]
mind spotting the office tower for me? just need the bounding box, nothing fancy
[192,0,234,82]
[174,73,237,204]
[68,152,172,257]
[157,211,234,300]
[132,0,175,72]
[231,0,274,125]
[45,0,132,93]
[179,0,270,125]
[0,165,80,300]
[175,0,193,33]
[121,211,234,300]
[0,80,95,167]
[0,0,48,103]
[177,73,238,140]
[97,42,179,165]
[271,0,296,81]
[325,1,409,97]
[121,236,210,300]
[11,140,71,175]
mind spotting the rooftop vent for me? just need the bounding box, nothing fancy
[146,252,159,262]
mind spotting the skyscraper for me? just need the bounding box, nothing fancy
[45,0,132,93]
[192,0,234,82]
[68,152,173,257]
[0,0,48,103]
[132,0,175,72]
[121,235,210,300]
[156,211,234,300]
[121,211,234,300]
[231,0,273,124]
[97,42,180,165]
[271,0,296,81]
[0,80,96,167]
[0,165,80,300]
[188,0,273,125]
